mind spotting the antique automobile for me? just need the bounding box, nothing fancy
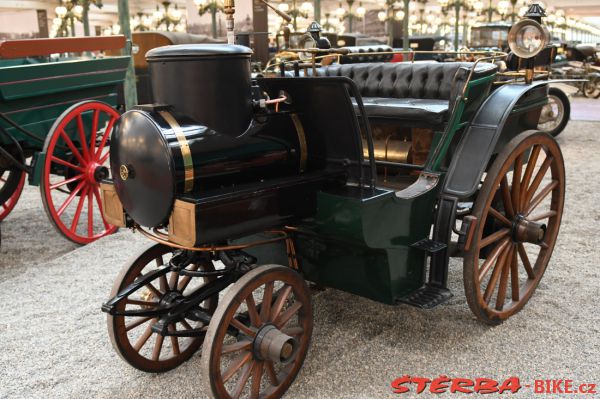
[551,43,600,98]
[101,5,565,398]
[470,22,513,52]
[0,36,128,243]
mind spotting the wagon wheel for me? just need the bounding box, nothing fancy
[40,101,119,244]
[0,168,25,221]
[537,88,570,137]
[464,131,565,325]
[107,244,218,372]
[202,265,312,399]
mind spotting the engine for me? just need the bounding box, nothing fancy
[104,44,340,247]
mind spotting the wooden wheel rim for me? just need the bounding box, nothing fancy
[464,131,565,323]
[0,169,25,221]
[107,243,217,372]
[40,101,119,244]
[201,265,313,399]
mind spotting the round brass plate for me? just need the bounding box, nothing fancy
[119,164,129,181]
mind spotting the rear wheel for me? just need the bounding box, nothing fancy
[537,88,570,137]
[464,131,565,325]
[40,101,119,244]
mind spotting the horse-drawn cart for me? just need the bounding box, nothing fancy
[0,36,129,243]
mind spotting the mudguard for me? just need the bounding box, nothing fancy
[442,81,551,199]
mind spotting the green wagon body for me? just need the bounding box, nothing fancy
[0,55,129,185]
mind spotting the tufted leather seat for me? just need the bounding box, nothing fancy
[316,62,498,126]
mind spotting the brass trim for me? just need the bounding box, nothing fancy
[119,164,129,181]
[159,110,194,193]
[99,182,126,227]
[290,113,307,172]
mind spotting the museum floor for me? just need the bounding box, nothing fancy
[1,98,599,398]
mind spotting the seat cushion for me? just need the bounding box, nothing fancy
[353,97,449,124]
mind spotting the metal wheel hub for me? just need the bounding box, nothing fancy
[85,162,108,184]
[511,214,546,244]
[252,324,298,364]
[159,290,183,307]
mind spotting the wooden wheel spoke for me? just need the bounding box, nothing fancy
[517,243,535,279]
[222,351,252,383]
[133,321,155,352]
[523,155,553,207]
[250,361,264,399]
[260,282,274,323]
[152,333,164,361]
[230,318,256,338]
[281,326,303,336]
[50,156,84,172]
[76,114,91,161]
[494,245,513,311]
[500,176,515,219]
[488,207,511,226]
[525,180,558,216]
[511,153,524,213]
[177,264,200,292]
[231,361,253,399]
[94,116,116,159]
[87,189,94,237]
[519,145,541,209]
[98,151,109,164]
[145,282,162,298]
[49,174,83,190]
[478,238,510,283]
[57,179,86,216]
[483,244,511,303]
[246,294,261,327]
[510,246,520,302]
[222,340,252,355]
[91,186,110,229]
[125,316,153,332]
[274,301,303,329]
[265,361,279,386]
[168,325,180,356]
[529,210,557,221]
[270,285,292,322]
[70,186,88,232]
[480,227,510,249]
[180,319,194,331]
[90,109,99,156]
[159,274,169,293]
[59,130,86,166]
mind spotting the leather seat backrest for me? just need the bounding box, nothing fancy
[317,62,478,101]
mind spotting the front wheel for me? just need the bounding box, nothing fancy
[0,167,25,221]
[537,88,570,137]
[582,76,600,99]
[202,265,313,399]
[40,101,119,244]
[463,131,565,325]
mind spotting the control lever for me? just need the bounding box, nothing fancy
[259,0,292,22]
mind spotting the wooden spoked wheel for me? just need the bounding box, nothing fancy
[0,168,25,221]
[40,101,119,244]
[107,244,218,372]
[202,265,313,399]
[464,131,565,325]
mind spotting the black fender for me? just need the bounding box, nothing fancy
[442,81,550,199]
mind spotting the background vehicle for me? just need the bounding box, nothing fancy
[551,43,600,99]
[100,6,565,398]
[0,36,128,243]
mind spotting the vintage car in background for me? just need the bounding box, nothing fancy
[470,22,512,52]
[100,5,566,398]
[551,43,600,98]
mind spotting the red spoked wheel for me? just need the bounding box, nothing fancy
[0,168,25,221]
[40,101,119,244]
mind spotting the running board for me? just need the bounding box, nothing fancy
[398,284,453,309]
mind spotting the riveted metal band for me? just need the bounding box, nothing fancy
[159,111,194,192]
[290,113,307,173]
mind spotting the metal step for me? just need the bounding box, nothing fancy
[398,284,453,309]
[410,238,447,254]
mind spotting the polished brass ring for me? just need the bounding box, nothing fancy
[159,111,194,192]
